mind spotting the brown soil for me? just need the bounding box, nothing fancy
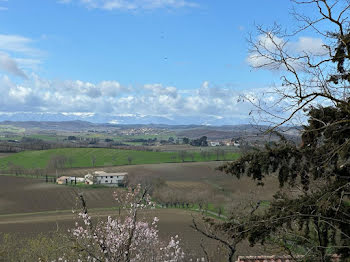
[0,208,266,260]
[0,162,279,215]
[0,162,280,259]
[0,176,117,215]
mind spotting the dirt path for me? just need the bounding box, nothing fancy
[0,207,226,226]
[0,208,116,225]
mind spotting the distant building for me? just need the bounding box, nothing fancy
[7,139,19,143]
[85,171,127,186]
[57,176,84,184]
[85,174,94,185]
[236,255,340,262]
[209,141,221,147]
[57,176,70,185]
[58,172,127,186]
[236,256,297,262]
[72,177,85,183]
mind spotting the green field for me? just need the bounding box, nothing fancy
[0,124,25,141]
[0,148,240,171]
[0,125,25,133]
[0,135,22,141]
[25,134,63,141]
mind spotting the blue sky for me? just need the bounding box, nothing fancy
[0,0,325,124]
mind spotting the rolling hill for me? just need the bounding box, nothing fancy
[0,148,240,171]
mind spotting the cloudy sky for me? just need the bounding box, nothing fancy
[0,0,326,124]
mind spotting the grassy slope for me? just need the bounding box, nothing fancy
[0,148,240,170]
[0,125,25,133]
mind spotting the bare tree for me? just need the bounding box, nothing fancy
[206,151,212,161]
[67,157,74,168]
[91,155,96,167]
[194,190,212,214]
[214,149,221,161]
[245,0,350,129]
[47,154,67,177]
[200,150,207,160]
[189,152,195,162]
[111,155,117,165]
[178,150,187,162]
[128,174,166,195]
[170,154,177,162]
[127,155,133,165]
[220,149,226,161]
[34,168,45,178]
[191,217,237,262]
[216,205,224,218]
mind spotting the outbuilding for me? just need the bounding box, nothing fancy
[57,176,85,184]
[57,176,70,185]
[85,171,127,186]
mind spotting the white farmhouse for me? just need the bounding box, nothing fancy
[69,177,85,183]
[85,171,127,186]
[233,140,240,147]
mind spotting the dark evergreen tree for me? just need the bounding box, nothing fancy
[219,104,350,259]
[182,137,190,144]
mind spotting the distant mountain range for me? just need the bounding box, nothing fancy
[0,118,301,140]
[0,113,302,142]
[0,112,250,126]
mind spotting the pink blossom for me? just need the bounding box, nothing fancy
[59,185,185,262]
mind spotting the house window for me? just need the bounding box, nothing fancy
[105,180,108,183]
[110,176,113,178]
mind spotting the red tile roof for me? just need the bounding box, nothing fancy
[236,255,340,262]
[236,256,298,262]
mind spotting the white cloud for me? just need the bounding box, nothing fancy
[247,34,328,69]
[0,34,42,78]
[0,75,260,122]
[61,0,198,10]
[0,34,40,56]
[0,52,27,78]
[14,58,42,71]
[290,36,328,56]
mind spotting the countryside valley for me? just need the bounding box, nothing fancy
[1,0,349,261]
[0,121,289,260]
